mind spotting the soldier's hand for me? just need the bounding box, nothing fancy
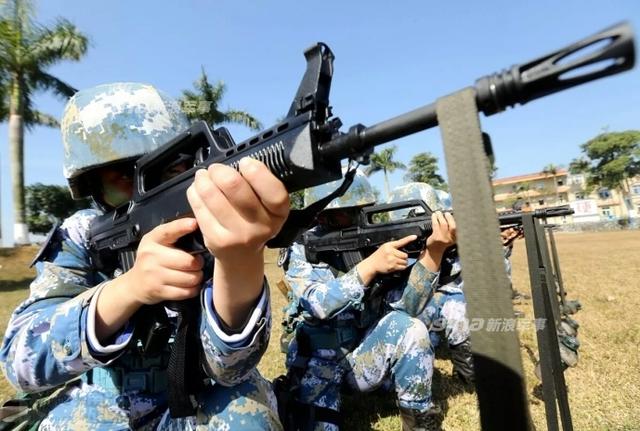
[187,158,290,260]
[94,218,204,343]
[501,227,523,246]
[357,234,417,286]
[187,158,290,329]
[126,218,205,305]
[420,211,456,272]
[426,211,456,252]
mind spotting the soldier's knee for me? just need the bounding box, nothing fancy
[197,371,282,430]
[382,311,431,353]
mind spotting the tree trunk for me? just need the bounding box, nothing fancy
[621,179,636,219]
[383,169,390,201]
[9,77,29,245]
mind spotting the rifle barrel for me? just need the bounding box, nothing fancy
[319,22,634,160]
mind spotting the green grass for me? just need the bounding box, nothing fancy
[2,231,640,430]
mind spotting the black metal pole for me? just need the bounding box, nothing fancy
[546,225,568,309]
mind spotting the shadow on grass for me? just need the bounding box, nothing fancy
[0,278,32,292]
[343,387,399,430]
[432,367,475,420]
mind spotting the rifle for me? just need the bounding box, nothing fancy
[303,201,574,271]
[89,22,634,269]
[86,22,633,421]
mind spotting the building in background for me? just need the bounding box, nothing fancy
[492,169,640,224]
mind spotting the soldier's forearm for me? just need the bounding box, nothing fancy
[212,251,265,329]
[419,247,445,272]
[94,274,143,342]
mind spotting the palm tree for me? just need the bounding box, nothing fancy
[542,163,560,204]
[180,67,262,131]
[364,145,406,199]
[0,0,88,244]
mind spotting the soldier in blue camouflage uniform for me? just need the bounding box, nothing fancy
[387,183,474,385]
[280,170,457,431]
[0,83,286,430]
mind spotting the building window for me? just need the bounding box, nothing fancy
[632,183,640,195]
[538,199,545,205]
[557,179,564,186]
[571,175,584,185]
[598,188,611,199]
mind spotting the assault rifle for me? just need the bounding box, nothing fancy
[86,22,633,421]
[303,201,574,271]
[89,22,633,271]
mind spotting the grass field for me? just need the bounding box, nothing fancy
[1,230,639,430]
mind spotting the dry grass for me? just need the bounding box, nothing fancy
[261,231,640,431]
[1,232,639,430]
[0,246,38,401]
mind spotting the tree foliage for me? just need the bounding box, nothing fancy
[289,190,304,210]
[0,0,88,126]
[180,67,262,131]
[365,146,405,198]
[403,152,446,189]
[570,131,640,189]
[26,183,89,234]
[0,0,88,242]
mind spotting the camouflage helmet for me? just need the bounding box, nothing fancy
[62,82,190,199]
[435,189,453,210]
[386,182,445,219]
[304,166,376,210]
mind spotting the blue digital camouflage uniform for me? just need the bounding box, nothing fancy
[387,183,470,350]
[0,209,281,430]
[277,172,439,430]
[1,80,282,431]
[420,259,468,349]
[283,238,438,431]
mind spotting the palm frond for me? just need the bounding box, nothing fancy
[222,109,263,131]
[23,109,57,128]
[0,0,35,34]
[28,70,76,98]
[27,19,88,68]
[0,18,20,66]
[364,164,383,176]
[180,68,261,130]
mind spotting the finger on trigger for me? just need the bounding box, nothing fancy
[147,217,198,245]
[392,234,418,247]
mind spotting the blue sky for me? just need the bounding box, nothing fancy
[1,0,639,245]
